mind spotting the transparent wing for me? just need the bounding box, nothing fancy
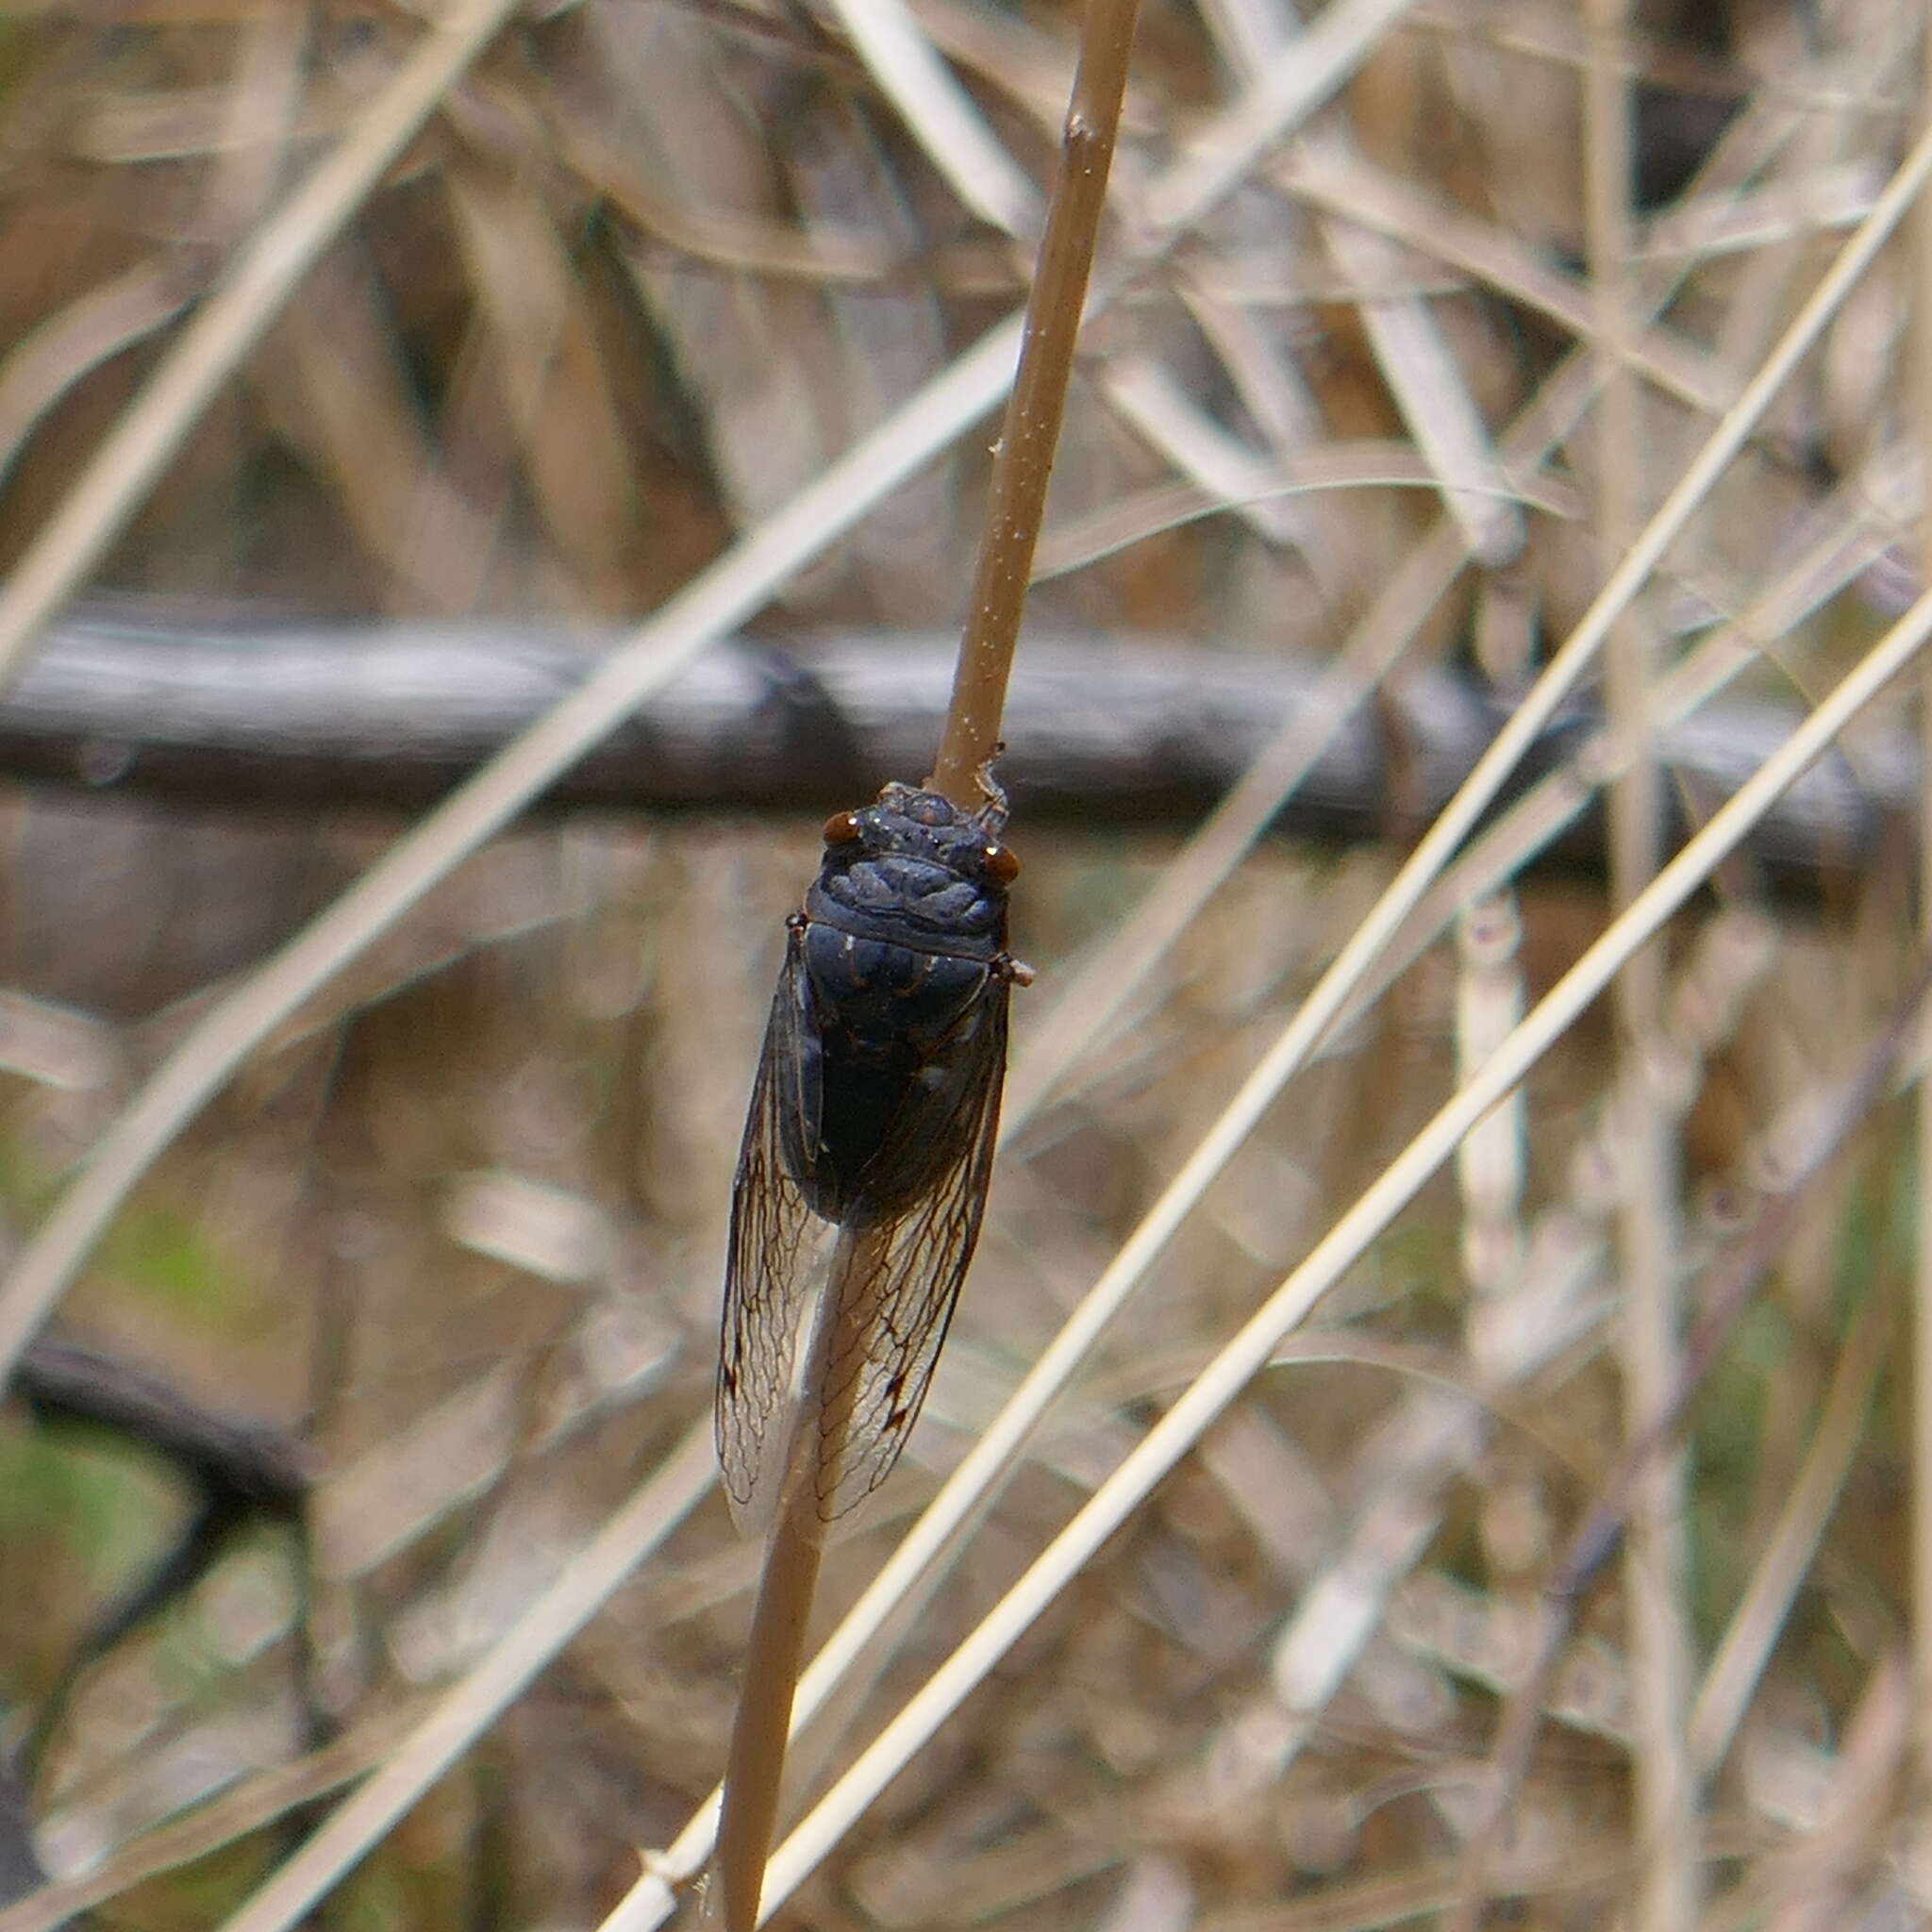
[717,935,821,1521]
[811,976,1010,1521]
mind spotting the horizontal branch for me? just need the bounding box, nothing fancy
[14,1339,311,1516]
[0,608,1901,890]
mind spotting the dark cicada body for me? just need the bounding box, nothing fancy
[786,788,1020,1221]
[718,779,1028,1519]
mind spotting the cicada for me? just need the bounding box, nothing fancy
[717,776,1030,1522]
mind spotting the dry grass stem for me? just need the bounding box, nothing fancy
[1584,5,1698,1927]
[0,264,198,491]
[821,0,1040,238]
[0,1708,427,1932]
[712,1228,882,1932]
[928,0,1142,802]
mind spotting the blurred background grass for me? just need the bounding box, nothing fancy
[2,1,1929,1928]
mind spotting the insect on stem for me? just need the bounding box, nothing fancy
[714,780,1024,1932]
[712,0,1143,1924]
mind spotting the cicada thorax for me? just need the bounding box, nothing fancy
[782,784,1021,1224]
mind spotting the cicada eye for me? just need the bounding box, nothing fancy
[822,810,864,846]
[982,842,1020,884]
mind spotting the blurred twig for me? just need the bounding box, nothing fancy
[0,1759,44,1918]
[0,1339,313,1914]
[14,1341,309,1515]
[0,619,1905,891]
[9,1341,313,1784]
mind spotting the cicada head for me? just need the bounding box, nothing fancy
[799,783,1016,958]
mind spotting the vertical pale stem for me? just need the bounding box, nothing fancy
[1584,2,1697,1924]
[714,1227,882,1932]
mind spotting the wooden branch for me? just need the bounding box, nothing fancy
[0,1756,45,1915]
[0,608,1898,891]
[14,1339,310,1516]
[0,1339,311,1914]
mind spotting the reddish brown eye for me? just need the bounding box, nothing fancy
[822,810,863,846]
[982,842,1020,884]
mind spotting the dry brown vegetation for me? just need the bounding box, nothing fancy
[1,1,1930,1929]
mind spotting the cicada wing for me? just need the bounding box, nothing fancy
[811,974,1010,1522]
[718,932,825,1529]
